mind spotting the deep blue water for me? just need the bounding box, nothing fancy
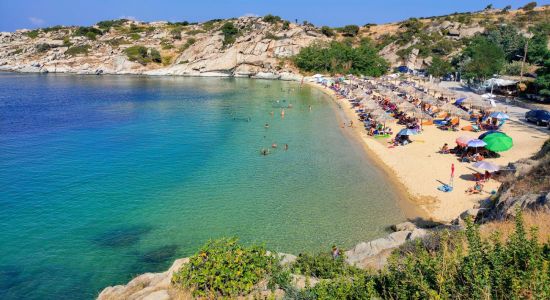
[0,73,404,299]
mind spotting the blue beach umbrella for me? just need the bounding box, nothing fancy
[489,112,510,120]
[397,128,418,136]
[454,97,467,105]
[467,139,487,148]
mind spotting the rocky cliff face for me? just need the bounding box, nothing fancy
[0,17,326,79]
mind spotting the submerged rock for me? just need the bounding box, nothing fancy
[93,225,152,248]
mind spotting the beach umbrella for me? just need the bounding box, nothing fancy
[397,128,419,136]
[467,139,487,148]
[483,132,513,152]
[473,161,500,172]
[376,113,395,129]
[422,97,437,105]
[456,136,474,147]
[454,97,467,105]
[371,108,387,116]
[489,112,510,120]
[398,101,415,110]
[478,131,503,140]
[363,101,379,110]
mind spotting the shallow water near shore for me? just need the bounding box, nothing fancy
[0,73,404,299]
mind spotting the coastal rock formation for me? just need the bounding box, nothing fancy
[0,17,326,78]
[344,229,428,269]
[98,258,189,300]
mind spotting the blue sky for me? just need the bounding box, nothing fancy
[0,0,548,31]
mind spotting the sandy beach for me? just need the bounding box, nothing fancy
[309,81,549,222]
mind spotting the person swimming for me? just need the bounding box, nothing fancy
[272,143,277,148]
[281,109,285,118]
[260,148,269,155]
[265,123,269,128]
[284,144,288,150]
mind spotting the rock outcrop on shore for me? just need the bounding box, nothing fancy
[0,17,325,79]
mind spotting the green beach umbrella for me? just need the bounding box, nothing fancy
[482,132,513,152]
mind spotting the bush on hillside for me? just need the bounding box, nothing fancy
[65,45,90,56]
[320,26,335,37]
[522,2,537,11]
[172,238,279,297]
[340,25,360,37]
[293,40,389,76]
[292,251,360,279]
[221,22,239,46]
[124,46,161,65]
[73,26,103,40]
[96,19,128,30]
[263,14,282,24]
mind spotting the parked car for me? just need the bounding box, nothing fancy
[525,109,550,126]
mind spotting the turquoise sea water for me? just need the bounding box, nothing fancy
[0,73,404,299]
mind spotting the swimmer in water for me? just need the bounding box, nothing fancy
[281,109,285,118]
[265,123,269,128]
[272,143,277,148]
[260,148,269,155]
[270,111,274,116]
[284,144,288,151]
[309,105,312,111]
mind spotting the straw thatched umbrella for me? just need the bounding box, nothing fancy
[371,108,387,116]
[398,101,415,110]
[376,113,395,129]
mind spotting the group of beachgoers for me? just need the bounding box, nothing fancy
[317,74,513,195]
[260,100,312,156]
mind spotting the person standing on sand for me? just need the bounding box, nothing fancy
[450,163,455,187]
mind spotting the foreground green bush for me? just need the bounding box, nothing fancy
[292,252,359,279]
[172,237,279,298]
[301,211,550,299]
[294,40,388,76]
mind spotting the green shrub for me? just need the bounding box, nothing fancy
[308,274,380,299]
[221,22,239,47]
[186,29,205,35]
[522,2,537,11]
[62,36,72,47]
[150,49,161,63]
[320,26,335,37]
[129,33,140,40]
[65,45,90,56]
[124,45,149,64]
[172,238,277,298]
[180,38,196,52]
[35,43,52,53]
[294,40,389,76]
[106,38,129,47]
[340,25,360,37]
[263,14,282,24]
[73,26,102,39]
[96,19,128,30]
[292,251,360,279]
[202,19,222,31]
[25,30,39,39]
[161,40,174,50]
[42,25,64,33]
[282,21,290,30]
[169,28,182,40]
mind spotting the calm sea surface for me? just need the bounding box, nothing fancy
[0,73,404,299]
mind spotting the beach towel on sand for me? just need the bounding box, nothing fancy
[437,184,453,192]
